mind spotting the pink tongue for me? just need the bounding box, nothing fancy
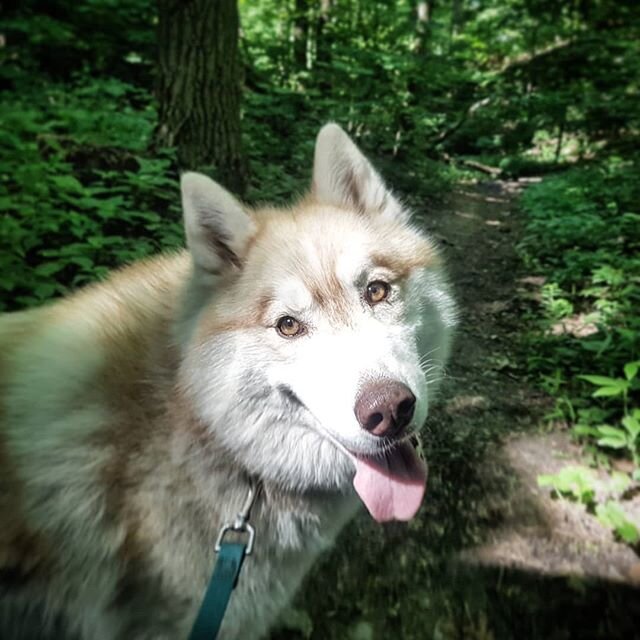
[353,442,427,522]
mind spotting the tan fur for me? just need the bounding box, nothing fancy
[0,433,52,583]
[305,268,352,325]
[371,243,439,280]
[0,312,54,582]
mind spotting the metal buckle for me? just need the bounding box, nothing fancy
[214,520,256,556]
[214,482,260,556]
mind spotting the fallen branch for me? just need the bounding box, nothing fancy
[459,158,502,176]
[430,97,492,146]
[441,152,502,177]
[500,38,573,73]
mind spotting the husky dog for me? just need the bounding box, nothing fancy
[0,124,456,639]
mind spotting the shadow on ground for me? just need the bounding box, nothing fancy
[270,182,640,640]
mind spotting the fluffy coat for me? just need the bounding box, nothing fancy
[0,124,456,639]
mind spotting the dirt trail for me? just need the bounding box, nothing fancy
[273,183,640,640]
[427,182,640,585]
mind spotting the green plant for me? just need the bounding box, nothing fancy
[581,361,639,409]
[525,162,640,547]
[540,283,574,321]
[537,466,597,505]
[595,501,639,545]
[575,363,640,467]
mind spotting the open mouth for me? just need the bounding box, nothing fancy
[351,438,427,523]
[277,384,427,522]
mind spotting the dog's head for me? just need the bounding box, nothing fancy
[177,124,456,521]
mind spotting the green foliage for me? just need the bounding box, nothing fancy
[538,466,597,505]
[3,0,638,311]
[523,157,639,546]
[596,501,639,545]
[538,464,639,546]
[0,77,182,310]
[520,161,640,386]
[0,0,156,83]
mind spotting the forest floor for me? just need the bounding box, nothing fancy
[431,182,640,585]
[273,182,640,640]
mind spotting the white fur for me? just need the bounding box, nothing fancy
[181,172,256,272]
[313,123,408,222]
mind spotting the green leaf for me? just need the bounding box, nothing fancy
[51,175,84,194]
[578,374,630,397]
[593,386,626,398]
[34,261,66,277]
[33,283,59,299]
[609,472,631,495]
[591,387,621,398]
[624,361,640,381]
[579,375,623,387]
[622,415,640,439]
[617,521,640,545]
[596,502,639,544]
[573,425,600,438]
[537,466,596,504]
[70,256,95,270]
[596,425,627,438]
[596,436,628,449]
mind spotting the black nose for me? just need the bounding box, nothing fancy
[354,380,416,438]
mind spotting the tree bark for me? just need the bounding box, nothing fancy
[449,0,462,49]
[155,0,246,195]
[316,0,332,66]
[414,1,434,53]
[292,0,309,69]
[555,107,567,162]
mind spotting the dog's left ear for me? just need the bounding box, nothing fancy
[181,172,256,273]
[312,123,408,222]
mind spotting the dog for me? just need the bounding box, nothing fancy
[0,124,456,639]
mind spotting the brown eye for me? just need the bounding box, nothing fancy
[276,316,304,338]
[366,280,390,305]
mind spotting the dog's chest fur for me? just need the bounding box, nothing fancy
[1,386,359,639]
[115,471,358,639]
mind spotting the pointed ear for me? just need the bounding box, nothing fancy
[312,123,408,222]
[181,172,256,273]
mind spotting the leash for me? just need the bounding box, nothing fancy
[188,481,260,640]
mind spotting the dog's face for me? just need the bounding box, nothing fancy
[178,125,456,520]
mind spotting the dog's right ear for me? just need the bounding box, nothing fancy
[181,172,256,273]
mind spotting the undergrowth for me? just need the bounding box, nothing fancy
[518,157,640,545]
[0,76,183,310]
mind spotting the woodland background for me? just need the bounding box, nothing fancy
[0,1,639,638]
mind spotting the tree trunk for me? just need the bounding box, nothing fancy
[414,1,433,53]
[449,0,462,49]
[554,107,567,163]
[316,0,332,66]
[292,0,309,69]
[155,0,246,195]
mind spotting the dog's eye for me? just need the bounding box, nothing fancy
[276,316,304,338]
[366,281,390,305]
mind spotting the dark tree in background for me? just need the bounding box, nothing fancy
[292,0,309,69]
[155,0,246,194]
